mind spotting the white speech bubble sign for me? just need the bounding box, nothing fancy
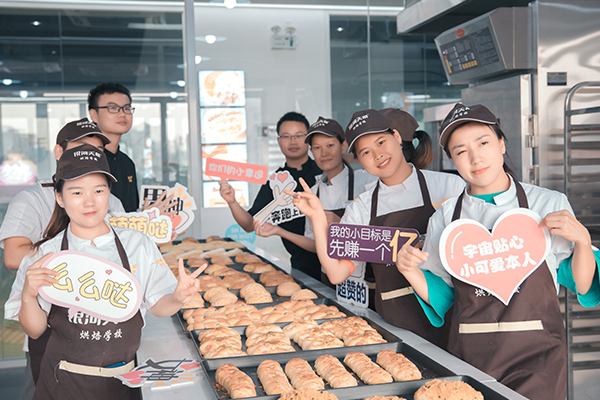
[38,250,142,323]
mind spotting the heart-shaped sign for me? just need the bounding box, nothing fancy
[277,171,289,183]
[170,214,182,229]
[439,208,551,305]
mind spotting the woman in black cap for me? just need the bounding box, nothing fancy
[395,103,600,400]
[253,116,377,287]
[290,109,465,349]
[15,143,203,400]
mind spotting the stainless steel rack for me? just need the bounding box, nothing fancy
[563,81,600,400]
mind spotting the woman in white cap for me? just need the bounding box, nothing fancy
[14,143,203,400]
[254,116,377,287]
[290,109,464,349]
[395,103,600,400]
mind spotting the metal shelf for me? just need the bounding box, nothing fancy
[563,81,600,400]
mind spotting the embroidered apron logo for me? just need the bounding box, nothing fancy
[439,208,551,305]
[38,250,143,322]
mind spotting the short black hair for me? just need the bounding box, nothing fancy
[88,83,132,110]
[276,112,309,135]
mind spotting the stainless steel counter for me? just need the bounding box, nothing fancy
[138,242,528,399]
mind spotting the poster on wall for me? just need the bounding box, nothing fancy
[199,70,245,107]
[201,108,247,144]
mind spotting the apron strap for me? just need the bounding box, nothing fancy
[60,226,131,271]
[316,163,355,202]
[369,180,381,221]
[451,173,528,222]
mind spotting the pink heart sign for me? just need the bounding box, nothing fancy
[439,208,551,306]
[277,171,289,183]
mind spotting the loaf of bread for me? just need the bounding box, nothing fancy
[376,350,422,381]
[314,355,357,388]
[215,364,256,399]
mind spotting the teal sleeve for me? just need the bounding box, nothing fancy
[557,249,600,308]
[414,270,455,328]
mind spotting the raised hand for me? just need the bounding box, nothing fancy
[219,179,237,204]
[173,257,204,304]
[539,210,592,246]
[284,178,325,220]
[395,242,429,276]
[22,253,58,301]
[143,191,177,217]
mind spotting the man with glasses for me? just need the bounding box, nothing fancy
[220,111,323,279]
[88,82,139,212]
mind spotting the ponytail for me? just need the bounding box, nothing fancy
[32,180,70,251]
[403,130,433,170]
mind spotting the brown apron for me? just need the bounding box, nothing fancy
[33,229,143,400]
[317,164,354,288]
[368,169,451,349]
[448,179,566,400]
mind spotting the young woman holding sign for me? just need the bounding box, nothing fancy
[290,108,464,349]
[15,143,203,400]
[394,103,600,400]
[253,116,377,287]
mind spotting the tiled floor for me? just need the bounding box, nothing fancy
[0,367,25,399]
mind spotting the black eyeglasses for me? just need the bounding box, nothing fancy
[95,105,135,115]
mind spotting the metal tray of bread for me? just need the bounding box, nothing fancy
[200,341,504,400]
[190,307,402,361]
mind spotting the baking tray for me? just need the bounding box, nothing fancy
[201,342,506,400]
[178,297,380,336]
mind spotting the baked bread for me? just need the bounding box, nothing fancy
[290,289,318,301]
[376,350,421,381]
[277,281,302,297]
[257,360,293,395]
[285,358,324,390]
[278,388,339,400]
[414,379,484,400]
[314,354,357,388]
[215,364,256,398]
[344,352,393,385]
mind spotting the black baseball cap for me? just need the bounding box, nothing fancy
[56,118,110,146]
[439,103,499,149]
[54,143,117,184]
[345,109,394,152]
[305,117,345,144]
[379,108,419,142]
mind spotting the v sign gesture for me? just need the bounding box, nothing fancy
[284,177,326,220]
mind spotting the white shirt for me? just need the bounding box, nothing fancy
[304,165,378,238]
[420,178,575,292]
[5,224,177,349]
[0,180,125,248]
[341,165,466,278]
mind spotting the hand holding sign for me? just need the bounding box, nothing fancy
[219,179,237,204]
[439,208,550,305]
[38,251,143,323]
[23,253,57,302]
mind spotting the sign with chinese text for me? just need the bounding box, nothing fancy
[205,157,268,184]
[38,251,143,323]
[439,208,551,305]
[140,184,197,235]
[327,223,420,264]
[109,207,173,244]
[336,276,369,309]
[116,358,200,389]
[255,171,304,226]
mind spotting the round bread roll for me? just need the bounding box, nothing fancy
[291,289,318,301]
[277,281,302,297]
[414,379,484,400]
